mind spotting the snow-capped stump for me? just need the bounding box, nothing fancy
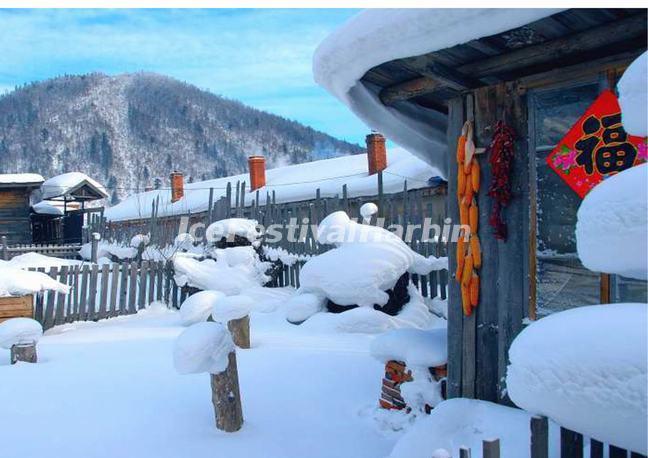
[173,322,243,432]
[211,295,254,349]
[206,218,261,248]
[506,303,647,455]
[576,163,648,280]
[617,51,647,137]
[371,328,447,413]
[179,290,225,326]
[0,318,43,364]
[299,211,446,315]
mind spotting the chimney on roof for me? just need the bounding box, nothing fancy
[170,171,184,203]
[366,132,387,175]
[248,156,266,191]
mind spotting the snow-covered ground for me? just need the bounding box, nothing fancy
[0,302,427,458]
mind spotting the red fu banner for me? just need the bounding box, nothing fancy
[547,89,647,198]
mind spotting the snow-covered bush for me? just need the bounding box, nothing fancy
[576,163,647,280]
[174,233,195,251]
[206,218,261,246]
[0,318,43,349]
[179,290,225,325]
[211,295,254,323]
[173,322,234,374]
[507,303,647,454]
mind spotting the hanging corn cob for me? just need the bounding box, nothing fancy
[455,120,482,316]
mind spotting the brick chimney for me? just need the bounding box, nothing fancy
[366,132,387,175]
[170,171,184,203]
[248,156,266,191]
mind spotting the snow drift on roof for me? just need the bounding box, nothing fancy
[313,9,561,175]
[0,173,44,185]
[41,172,108,200]
[105,147,440,222]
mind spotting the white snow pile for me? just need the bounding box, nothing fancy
[174,233,195,251]
[206,218,261,244]
[32,201,64,216]
[0,318,43,349]
[130,234,150,248]
[211,295,254,322]
[388,398,538,458]
[576,163,648,280]
[618,51,647,137]
[40,172,108,200]
[370,328,447,367]
[79,241,137,261]
[262,246,311,266]
[173,321,234,375]
[360,202,378,220]
[299,211,446,307]
[313,9,560,172]
[285,293,326,324]
[0,173,44,185]
[507,303,647,454]
[0,266,70,297]
[3,253,82,269]
[179,290,225,326]
[174,247,270,295]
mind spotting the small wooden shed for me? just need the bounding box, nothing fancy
[338,8,647,403]
[0,174,44,245]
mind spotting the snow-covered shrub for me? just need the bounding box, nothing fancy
[179,290,225,325]
[206,218,261,247]
[130,234,150,248]
[507,303,647,454]
[0,318,43,349]
[174,233,195,251]
[576,163,647,280]
[211,295,254,322]
[173,322,234,374]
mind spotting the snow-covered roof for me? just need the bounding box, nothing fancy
[313,9,561,176]
[41,172,109,201]
[32,201,65,216]
[105,147,442,222]
[0,173,44,187]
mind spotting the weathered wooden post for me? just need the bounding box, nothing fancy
[227,315,250,349]
[211,295,253,349]
[174,322,243,433]
[531,416,548,458]
[483,438,500,458]
[91,232,100,263]
[1,235,8,261]
[11,341,37,364]
[210,350,244,432]
[460,446,472,458]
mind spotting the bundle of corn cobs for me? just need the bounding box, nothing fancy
[456,121,481,316]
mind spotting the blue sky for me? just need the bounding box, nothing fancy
[0,9,368,145]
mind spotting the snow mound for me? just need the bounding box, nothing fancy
[41,172,108,200]
[6,253,82,269]
[300,211,445,307]
[211,295,253,322]
[179,290,225,326]
[0,318,43,349]
[618,51,647,137]
[371,328,447,367]
[129,234,150,248]
[285,293,325,324]
[507,303,647,454]
[173,321,234,375]
[576,164,648,280]
[32,201,64,216]
[388,398,535,458]
[360,202,378,219]
[79,241,138,261]
[206,218,261,243]
[174,233,195,250]
[0,266,70,297]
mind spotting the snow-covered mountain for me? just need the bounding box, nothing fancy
[0,72,364,203]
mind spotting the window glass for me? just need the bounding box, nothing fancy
[533,83,601,316]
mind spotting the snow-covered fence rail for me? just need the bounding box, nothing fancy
[27,260,181,330]
[0,237,82,261]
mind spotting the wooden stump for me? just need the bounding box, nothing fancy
[11,342,37,364]
[227,315,250,349]
[210,351,243,432]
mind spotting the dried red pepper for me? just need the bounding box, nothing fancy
[486,121,515,241]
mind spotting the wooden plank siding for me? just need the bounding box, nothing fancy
[0,188,32,244]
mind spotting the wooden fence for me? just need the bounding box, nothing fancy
[28,260,188,330]
[1,236,81,261]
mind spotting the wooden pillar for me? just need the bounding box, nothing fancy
[227,315,250,349]
[210,351,243,432]
[11,342,37,364]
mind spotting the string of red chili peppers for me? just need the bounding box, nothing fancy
[486,121,516,241]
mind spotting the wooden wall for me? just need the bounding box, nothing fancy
[447,82,530,404]
[0,188,33,244]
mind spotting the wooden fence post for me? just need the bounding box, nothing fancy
[91,233,99,263]
[1,236,8,260]
[560,428,583,458]
[210,351,243,432]
[483,439,500,458]
[531,416,549,458]
[459,446,472,458]
[227,315,250,349]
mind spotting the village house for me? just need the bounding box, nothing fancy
[314,6,647,415]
